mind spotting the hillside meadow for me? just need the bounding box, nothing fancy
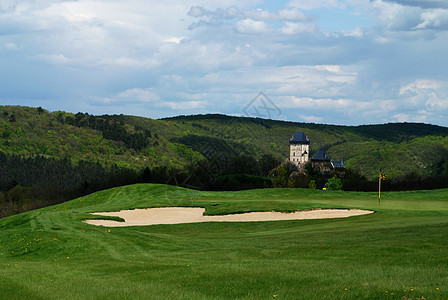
[0,184,447,299]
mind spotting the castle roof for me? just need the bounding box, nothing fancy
[331,159,345,169]
[311,149,330,161]
[290,132,310,144]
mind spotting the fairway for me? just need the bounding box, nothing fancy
[0,184,447,299]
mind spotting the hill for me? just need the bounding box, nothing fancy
[2,106,448,180]
[163,114,448,179]
[0,184,447,298]
[2,105,448,216]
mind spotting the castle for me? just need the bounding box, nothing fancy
[289,131,344,173]
[289,132,310,165]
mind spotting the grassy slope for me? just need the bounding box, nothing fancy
[0,184,447,299]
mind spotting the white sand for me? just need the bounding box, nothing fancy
[84,207,374,227]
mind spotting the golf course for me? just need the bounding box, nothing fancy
[0,183,447,299]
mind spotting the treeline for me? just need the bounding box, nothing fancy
[2,150,448,218]
[0,152,140,191]
[0,152,282,218]
[61,112,153,150]
[166,153,281,191]
[351,122,448,142]
[0,152,139,218]
[268,161,448,192]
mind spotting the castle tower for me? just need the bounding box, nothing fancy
[289,132,310,166]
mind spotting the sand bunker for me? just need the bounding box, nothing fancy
[84,207,374,227]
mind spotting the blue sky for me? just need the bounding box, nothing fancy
[1,0,448,126]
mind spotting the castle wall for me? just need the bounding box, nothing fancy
[311,161,332,174]
[289,143,309,165]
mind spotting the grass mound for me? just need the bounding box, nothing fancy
[0,184,447,299]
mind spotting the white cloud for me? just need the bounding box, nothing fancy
[288,0,344,10]
[247,8,308,21]
[415,9,448,29]
[117,88,160,103]
[159,101,206,110]
[277,8,308,20]
[400,79,443,94]
[1,0,448,126]
[391,112,428,123]
[283,96,367,110]
[342,28,364,37]
[187,6,207,17]
[400,79,448,111]
[188,6,308,21]
[96,57,160,69]
[370,0,448,32]
[371,0,423,31]
[4,42,18,50]
[33,54,71,65]
[236,18,271,33]
[199,64,358,98]
[382,0,448,9]
[163,37,186,44]
[299,114,323,123]
[93,88,160,105]
[281,21,316,34]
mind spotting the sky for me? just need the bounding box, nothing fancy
[1,0,448,126]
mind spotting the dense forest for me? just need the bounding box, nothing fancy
[1,105,448,218]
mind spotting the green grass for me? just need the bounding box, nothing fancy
[1,184,447,299]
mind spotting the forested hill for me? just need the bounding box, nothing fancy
[2,106,448,182]
[2,105,448,217]
[163,114,448,178]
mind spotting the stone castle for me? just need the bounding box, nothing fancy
[289,132,310,165]
[289,131,344,173]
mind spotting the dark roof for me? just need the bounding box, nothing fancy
[289,132,310,144]
[311,149,330,161]
[331,159,345,169]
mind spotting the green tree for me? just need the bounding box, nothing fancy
[287,171,310,188]
[269,163,294,188]
[308,180,316,189]
[259,153,282,176]
[324,175,342,190]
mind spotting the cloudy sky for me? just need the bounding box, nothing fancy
[1,0,447,126]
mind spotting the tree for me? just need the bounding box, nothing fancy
[140,167,152,183]
[324,175,342,190]
[308,180,316,189]
[259,153,282,176]
[269,162,294,188]
[229,154,259,175]
[287,171,310,188]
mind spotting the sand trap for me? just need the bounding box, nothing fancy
[84,207,374,227]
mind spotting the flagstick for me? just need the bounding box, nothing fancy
[378,173,381,205]
[378,173,386,205]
